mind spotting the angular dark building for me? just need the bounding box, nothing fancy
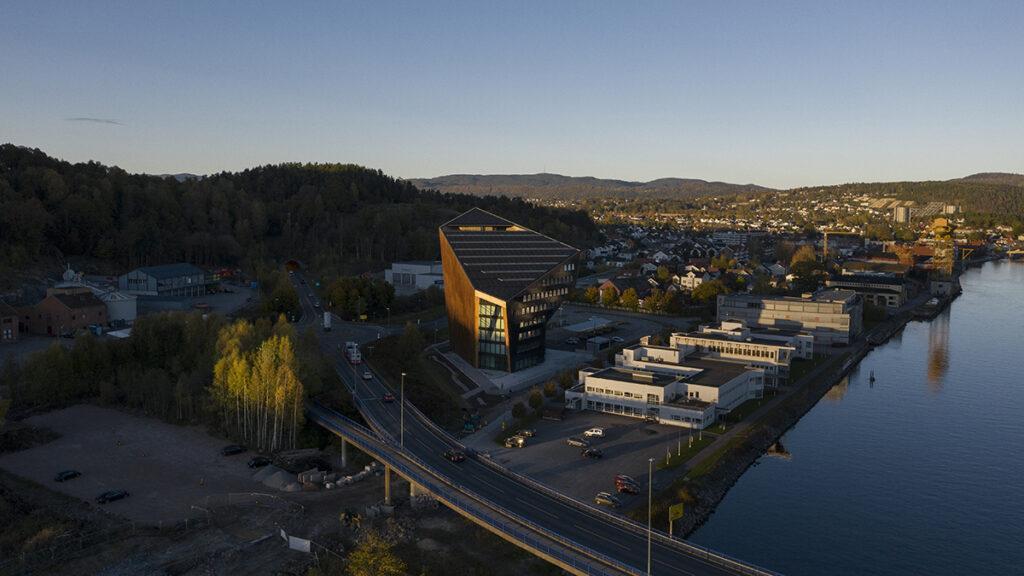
[440,208,580,372]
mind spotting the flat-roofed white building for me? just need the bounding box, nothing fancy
[384,261,444,292]
[716,289,863,350]
[566,344,764,429]
[666,320,810,387]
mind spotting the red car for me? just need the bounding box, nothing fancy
[382,393,396,403]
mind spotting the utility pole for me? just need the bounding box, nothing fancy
[647,457,654,576]
[400,372,406,449]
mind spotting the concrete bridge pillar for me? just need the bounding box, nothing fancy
[409,481,421,498]
[340,437,348,468]
[383,464,392,506]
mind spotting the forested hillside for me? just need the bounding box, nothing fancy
[0,145,598,276]
[410,173,773,200]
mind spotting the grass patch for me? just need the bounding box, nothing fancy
[655,432,716,470]
[366,336,466,431]
[789,354,830,382]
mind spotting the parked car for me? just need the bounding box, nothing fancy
[566,436,589,448]
[97,490,130,504]
[615,474,639,486]
[565,336,580,345]
[382,393,396,403]
[443,449,466,463]
[248,456,272,468]
[582,448,603,459]
[54,470,81,482]
[362,370,373,380]
[220,444,247,456]
[594,491,620,508]
[516,428,536,438]
[616,481,640,495]
[610,336,624,343]
[583,427,605,438]
[505,435,526,448]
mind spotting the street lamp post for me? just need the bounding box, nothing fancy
[400,372,406,449]
[386,307,391,327]
[647,457,654,576]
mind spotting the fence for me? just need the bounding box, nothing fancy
[0,517,211,575]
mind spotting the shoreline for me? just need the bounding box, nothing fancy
[663,304,923,539]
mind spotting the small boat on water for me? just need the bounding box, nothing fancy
[869,370,875,383]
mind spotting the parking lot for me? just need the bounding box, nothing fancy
[0,405,265,524]
[484,410,702,508]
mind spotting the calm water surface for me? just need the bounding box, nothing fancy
[690,261,1024,576]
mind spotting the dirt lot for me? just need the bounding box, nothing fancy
[481,410,711,508]
[0,405,265,524]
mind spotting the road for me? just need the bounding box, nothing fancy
[289,271,776,576]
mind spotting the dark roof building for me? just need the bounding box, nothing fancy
[118,263,211,297]
[440,208,580,373]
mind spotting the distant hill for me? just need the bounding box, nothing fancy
[156,173,202,182]
[954,172,1024,187]
[409,173,774,200]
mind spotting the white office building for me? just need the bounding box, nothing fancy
[666,321,810,387]
[384,261,444,292]
[716,289,863,350]
[566,342,764,429]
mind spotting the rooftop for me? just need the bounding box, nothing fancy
[587,367,678,388]
[441,208,579,301]
[133,263,206,279]
[51,292,105,310]
[682,355,761,387]
[674,331,795,348]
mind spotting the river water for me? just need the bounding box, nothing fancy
[690,261,1024,576]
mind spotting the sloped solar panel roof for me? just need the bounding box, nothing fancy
[442,208,578,301]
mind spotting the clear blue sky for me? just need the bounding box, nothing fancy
[2,1,1021,188]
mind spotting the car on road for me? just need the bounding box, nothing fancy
[594,491,620,508]
[313,302,320,308]
[504,435,526,448]
[97,490,130,504]
[220,444,247,456]
[565,337,580,345]
[248,456,272,468]
[582,448,603,459]
[443,449,466,463]
[382,393,396,403]
[516,428,536,438]
[54,470,81,482]
[566,436,589,448]
[583,427,605,438]
[610,336,624,343]
[362,370,373,380]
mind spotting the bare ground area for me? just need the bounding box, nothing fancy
[0,405,566,576]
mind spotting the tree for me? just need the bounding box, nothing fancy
[511,402,527,419]
[645,287,664,312]
[543,380,557,397]
[655,265,671,283]
[790,245,817,267]
[583,286,600,304]
[692,280,729,304]
[711,255,736,270]
[601,287,617,307]
[346,532,406,576]
[618,288,640,310]
[396,322,426,369]
[528,387,544,412]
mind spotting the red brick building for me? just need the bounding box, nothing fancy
[27,289,107,336]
